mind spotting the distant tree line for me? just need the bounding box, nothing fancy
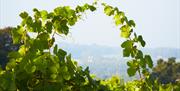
[0,27,20,69]
[151,57,180,84]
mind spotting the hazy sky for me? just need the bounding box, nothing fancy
[0,0,180,48]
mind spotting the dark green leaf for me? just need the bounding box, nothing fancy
[19,11,28,19]
[88,5,96,11]
[54,20,69,35]
[139,58,146,68]
[128,20,136,27]
[135,50,143,59]
[145,55,153,68]
[33,8,38,12]
[57,48,67,61]
[53,44,58,55]
[127,67,136,77]
[48,37,55,47]
[123,48,131,57]
[76,6,85,13]
[33,8,41,19]
[138,35,146,47]
[45,21,53,33]
[8,51,21,59]
[37,32,49,40]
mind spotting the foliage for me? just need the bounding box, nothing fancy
[0,1,179,91]
[0,3,99,91]
[102,3,152,78]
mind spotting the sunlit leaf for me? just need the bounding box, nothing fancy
[40,10,48,20]
[104,5,114,16]
[120,25,131,38]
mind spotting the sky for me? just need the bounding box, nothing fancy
[0,0,180,48]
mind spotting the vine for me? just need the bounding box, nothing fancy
[102,3,153,78]
[0,1,178,91]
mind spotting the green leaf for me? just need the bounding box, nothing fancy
[61,66,68,72]
[114,13,124,26]
[130,46,137,57]
[145,55,153,68]
[76,6,85,13]
[26,16,33,27]
[11,26,23,44]
[128,20,136,27]
[45,21,53,33]
[120,25,131,38]
[120,25,131,32]
[54,6,67,17]
[68,17,77,26]
[114,14,121,20]
[31,65,36,73]
[6,59,17,70]
[121,31,130,38]
[8,51,21,59]
[47,12,54,18]
[19,11,28,19]
[135,50,143,59]
[50,74,57,79]
[33,8,41,20]
[54,20,69,35]
[33,8,38,12]
[89,5,96,11]
[40,10,48,20]
[121,40,133,48]
[49,66,58,73]
[53,44,58,55]
[18,45,26,56]
[127,67,136,77]
[127,60,133,67]
[123,48,131,57]
[63,72,71,80]
[115,19,122,26]
[104,6,114,16]
[37,32,49,40]
[24,64,36,73]
[33,20,42,32]
[138,35,146,47]
[34,39,49,51]
[48,37,55,47]
[57,48,67,61]
[139,58,146,68]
